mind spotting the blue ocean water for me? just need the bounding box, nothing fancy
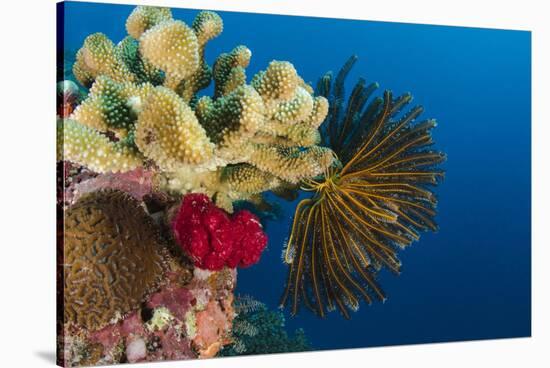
[60,1,531,351]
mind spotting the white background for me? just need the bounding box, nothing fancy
[0,0,547,367]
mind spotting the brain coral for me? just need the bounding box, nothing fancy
[64,190,166,330]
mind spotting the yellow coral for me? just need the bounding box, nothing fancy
[73,33,135,85]
[140,20,200,82]
[70,76,138,137]
[65,5,336,208]
[268,86,314,124]
[252,60,299,101]
[135,87,214,170]
[221,164,281,196]
[220,67,247,96]
[213,46,252,97]
[247,144,335,183]
[257,121,321,147]
[59,118,142,173]
[72,49,95,87]
[116,36,165,85]
[192,11,224,46]
[125,5,173,39]
[196,86,265,157]
[170,11,224,101]
[305,96,329,127]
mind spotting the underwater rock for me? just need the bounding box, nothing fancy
[64,190,167,331]
[69,167,157,204]
[188,268,237,358]
[194,297,234,358]
[57,161,97,206]
[126,336,147,363]
[172,193,268,270]
[61,258,237,366]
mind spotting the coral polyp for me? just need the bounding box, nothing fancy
[280,56,445,318]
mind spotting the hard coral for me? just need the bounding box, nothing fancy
[64,190,166,330]
[63,5,335,210]
[172,193,268,271]
[58,118,142,174]
[62,261,236,365]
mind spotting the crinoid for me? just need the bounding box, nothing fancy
[280,56,446,319]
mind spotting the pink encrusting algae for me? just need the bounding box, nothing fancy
[61,262,237,365]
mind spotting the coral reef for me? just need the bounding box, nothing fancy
[62,5,335,210]
[219,295,311,356]
[172,193,268,271]
[57,4,447,366]
[64,190,167,330]
[61,263,237,366]
[280,56,445,318]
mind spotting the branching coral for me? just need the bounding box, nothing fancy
[125,5,173,39]
[58,118,142,173]
[64,190,167,330]
[280,56,446,319]
[140,20,200,83]
[135,86,215,169]
[73,33,136,86]
[62,5,335,211]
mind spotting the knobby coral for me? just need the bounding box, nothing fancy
[280,56,446,318]
[64,190,167,330]
[60,5,335,212]
[172,193,268,270]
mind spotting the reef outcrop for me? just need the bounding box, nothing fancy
[61,263,237,365]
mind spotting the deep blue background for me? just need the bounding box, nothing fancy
[61,1,531,351]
